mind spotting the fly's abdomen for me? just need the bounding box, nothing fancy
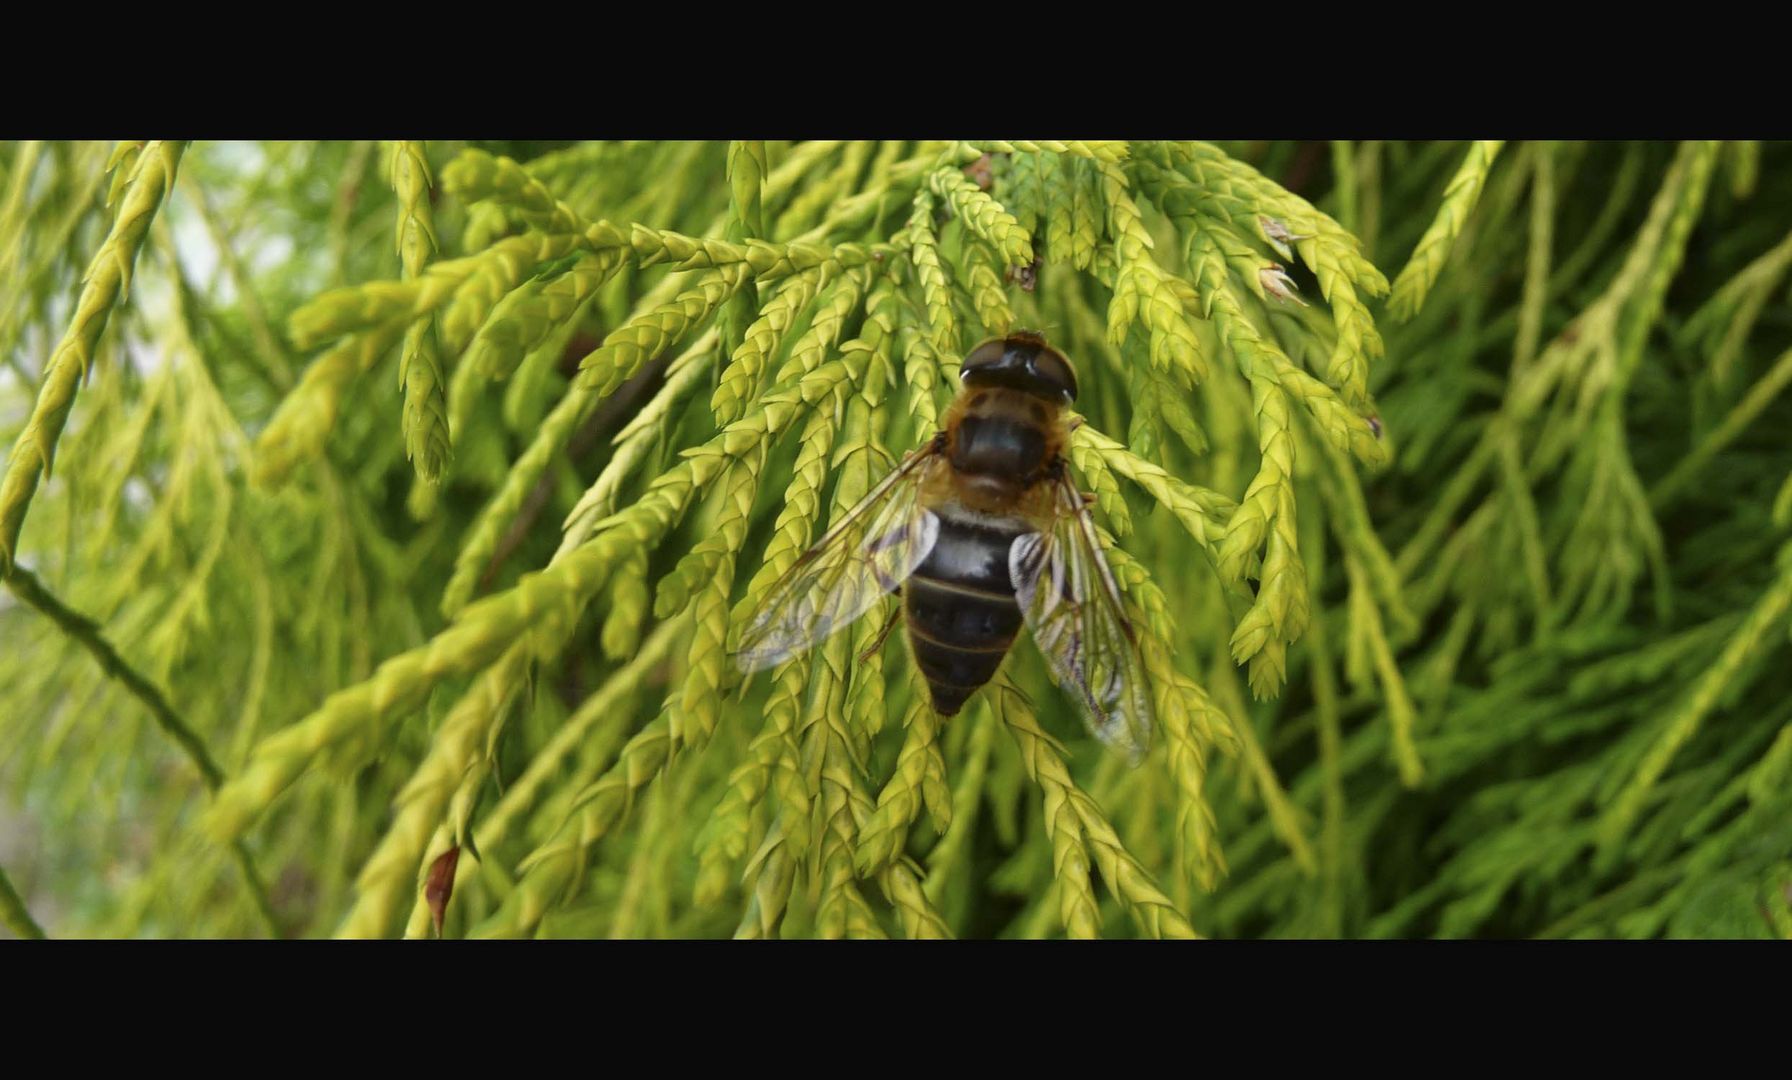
[904,508,1030,715]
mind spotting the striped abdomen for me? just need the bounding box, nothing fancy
[905,506,1030,715]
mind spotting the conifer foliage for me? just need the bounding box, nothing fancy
[1,140,1788,939]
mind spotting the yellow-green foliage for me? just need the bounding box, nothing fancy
[2,140,1790,940]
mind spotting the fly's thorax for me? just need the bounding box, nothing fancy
[941,386,1068,505]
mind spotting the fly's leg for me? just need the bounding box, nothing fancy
[1045,455,1097,507]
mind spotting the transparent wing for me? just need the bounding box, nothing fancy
[734,446,942,673]
[1010,470,1154,762]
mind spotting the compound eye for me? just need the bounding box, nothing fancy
[1038,346,1078,401]
[961,338,1008,380]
